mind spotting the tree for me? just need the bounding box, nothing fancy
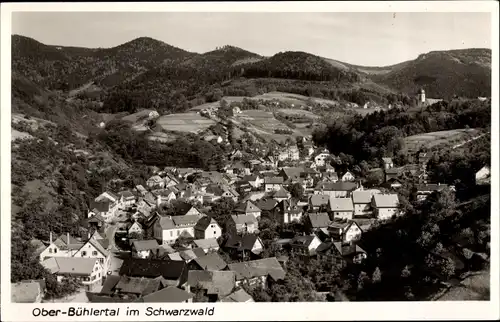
[289,182,304,199]
[440,257,456,279]
[372,267,382,283]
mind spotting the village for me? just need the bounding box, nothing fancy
[12,129,491,304]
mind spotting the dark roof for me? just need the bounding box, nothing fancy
[194,216,219,231]
[228,257,286,281]
[193,252,227,271]
[100,275,122,295]
[86,293,131,303]
[254,198,279,211]
[307,213,331,228]
[416,184,449,192]
[234,201,261,213]
[137,286,193,303]
[133,240,160,252]
[115,276,161,296]
[291,235,317,248]
[119,258,186,280]
[187,271,236,297]
[225,234,261,252]
[315,181,357,191]
[264,177,284,184]
[333,242,366,256]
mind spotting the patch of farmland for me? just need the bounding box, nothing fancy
[277,108,320,119]
[12,129,34,141]
[122,109,158,123]
[156,112,216,134]
[403,128,483,153]
[148,131,178,143]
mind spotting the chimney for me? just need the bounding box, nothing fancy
[50,232,53,244]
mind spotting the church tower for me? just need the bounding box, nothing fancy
[417,88,426,105]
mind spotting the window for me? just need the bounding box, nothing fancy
[49,248,52,254]
[98,273,101,278]
[81,251,87,256]
[54,248,57,253]
[92,251,98,256]
[99,258,104,264]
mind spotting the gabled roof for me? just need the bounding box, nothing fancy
[273,186,290,199]
[254,198,279,211]
[137,286,193,303]
[241,175,259,182]
[179,249,199,262]
[118,190,135,199]
[188,271,236,297]
[307,213,331,228]
[228,257,286,281]
[119,259,186,280]
[315,181,357,191]
[231,214,258,226]
[291,235,318,248]
[168,252,183,261]
[133,240,160,252]
[280,167,304,180]
[372,194,399,208]
[115,276,161,296]
[329,198,354,212]
[235,201,261,214]
[220,288,254,302]
[264,176,284,184]
[310,194,330,207]
[99,275,121,295]
[225,234,262,252]
[333,242,366,256]
[193,238,219,250]
[41,257,98,276]
[351,191,373,204]
[193,252,227,271]
[194,216,220,231]
[52,234,83,251]
[172,214,204,227]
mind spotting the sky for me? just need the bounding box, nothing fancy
[11,12,492,66]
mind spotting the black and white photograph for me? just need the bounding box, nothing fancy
[1,2,498,321]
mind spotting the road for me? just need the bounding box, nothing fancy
[105,223,118,252]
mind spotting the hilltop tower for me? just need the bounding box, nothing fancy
[417,88,426,105]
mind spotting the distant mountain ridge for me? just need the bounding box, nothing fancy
[12,34,492,114]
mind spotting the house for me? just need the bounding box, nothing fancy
[275,199,303,225]
[264,177,284,192]
[73,232,111,273]
[117,190,136,206]
[316,242,367,267]
[385,168,400,182]
[314,181,358,198]
[328,221,363,243]
[329,198,354,220]
[278,167,304,183]
[147,175,165,189]
[227,161,251,176]
[323,172,339,183]
[132,240,160,259]
[305,212,331,232]
[153,213,205,245]
[309,194,330,212]
[351,191,375,217]
[241,175,264,189]
[382,157,394,170]
[475,165,491,185]
[415,183,452,201]
[340,171,355,182]
[194,217,222,240]
[101,275,162,298]
[89,191,122,218]
[220,185,240,202]
[119,258,188,288]
[190,252,228,271]
[219,288,254,302]
[11,280,46,303]
[153,188,177,207]
[204,135,224,144]
[227,257,286,289]
[231,214,259,234]
[271,186,291,202]
[386,178,403,189]
[164,173,180,188]
[39,232,83,261]
[290,234,322,257]
[135,185,148,196]
[234,201,262,220]
[314,150,330,167]
[286,145,300,161]
[188,271,236,301]
[225,234,264,259]
[372,194,400,220]
[87,214,105,230]
[193,238,220,253]
[418,152,430,169]
[253,198,279,215]
[179,248,204,263]
[303,142,315,157]
[317,163,336,175]
[41,257,104,291]
[138,286,193,303]
[128,221,144,237]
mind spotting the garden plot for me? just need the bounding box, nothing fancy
[156,113,216,134]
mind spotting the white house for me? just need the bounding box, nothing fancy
[314,150,330,167]
[328,221,363,243]
[231,215,259,234]
[372,194,400,220]
[117,190,136,206]
[73,234,111,274]
[264,177,284,192]
[147,175,165,189]
[88,191,122,219]
[153,213,205,245]
[154,188,177,207]
[132,240,160,259]
[194,217,222,240]
[351,191,376,217]
[39,233,83,262]
[41,257,103,291]
[235,201,262,220]
[314,181,359,198]
[193,238,220,253]
[340,171,355,182]
[128,221,144,237]
[329,197,354,220]
[382,157,394,170]
[290,234,322,256]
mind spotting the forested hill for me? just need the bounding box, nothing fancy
[12,35,492,116]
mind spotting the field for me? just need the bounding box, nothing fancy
[277,108,320,119]
[11,129,34,141]
[403,128,483,153]
[155,112,216,134]
[147,131,178,143]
